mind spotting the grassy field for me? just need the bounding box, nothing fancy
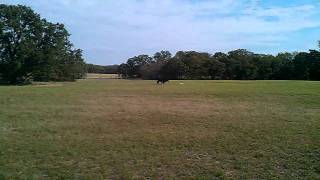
[0,80,319,179]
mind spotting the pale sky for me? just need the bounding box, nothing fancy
[2,0,320,65]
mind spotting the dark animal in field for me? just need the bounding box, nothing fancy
[157,79,169,84]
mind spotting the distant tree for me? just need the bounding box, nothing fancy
[118,63,129,78]
[118,41,320,81]
[86,64,119,74]
[228,49,256,80]
[103,65,119,74]
[211,52,231,80]
[140,51,172,79]
[87,64,106,74]
[173,51,211,79]
[124,55,153,78]
[140,63,160,79]
[293,52,310,80]
[207,58,226,80]
[310,40,320,80]
[252,55,274,80]
[271,53,295,80]
[159,58,188,80]
[153,51,171,63]
[308,50,320,80]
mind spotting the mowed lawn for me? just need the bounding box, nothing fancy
[0,80,319,179]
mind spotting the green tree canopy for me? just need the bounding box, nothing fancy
[0,4,85,84]
[119,43,320,81]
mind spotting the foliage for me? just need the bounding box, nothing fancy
[0,5,85,84]
[119,55,153,78]
[120,47,320,80]
[86,64,119,74]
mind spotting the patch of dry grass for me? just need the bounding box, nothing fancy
[31,82,64,87]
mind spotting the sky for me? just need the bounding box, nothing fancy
[2,0,320,65]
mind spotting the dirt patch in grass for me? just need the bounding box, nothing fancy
[81,95,252,118]
[31,82,63,87]
[70,94,254,141]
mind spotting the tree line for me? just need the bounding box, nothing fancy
[118,46,320,81]
[86,64,119,74]
[0,4,86,84]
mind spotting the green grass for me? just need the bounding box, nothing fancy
[0,80,319,179]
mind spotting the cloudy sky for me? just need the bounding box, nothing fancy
[2,0,320,65]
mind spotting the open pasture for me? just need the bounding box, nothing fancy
[0,80,319,179]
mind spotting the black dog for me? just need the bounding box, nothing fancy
[157,79,169,84]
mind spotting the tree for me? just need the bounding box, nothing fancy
[118,63,129,78]
[124,55,153,78]
[0,5,42,83]
[87,64,119,74]
[207,58,225,80]
[174,51,211,79]
[140,51,172,79]
[293,52,310,80]
[159,58,188,80]
[213,52,233,80]
[252,55,274,80]
[153,51,171,63]
[118,41,320,81]
[228,49,256,80]
[271,53,294,80]
[307,50,320,80]
[0,5,85,84]
[140,63,161,79]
